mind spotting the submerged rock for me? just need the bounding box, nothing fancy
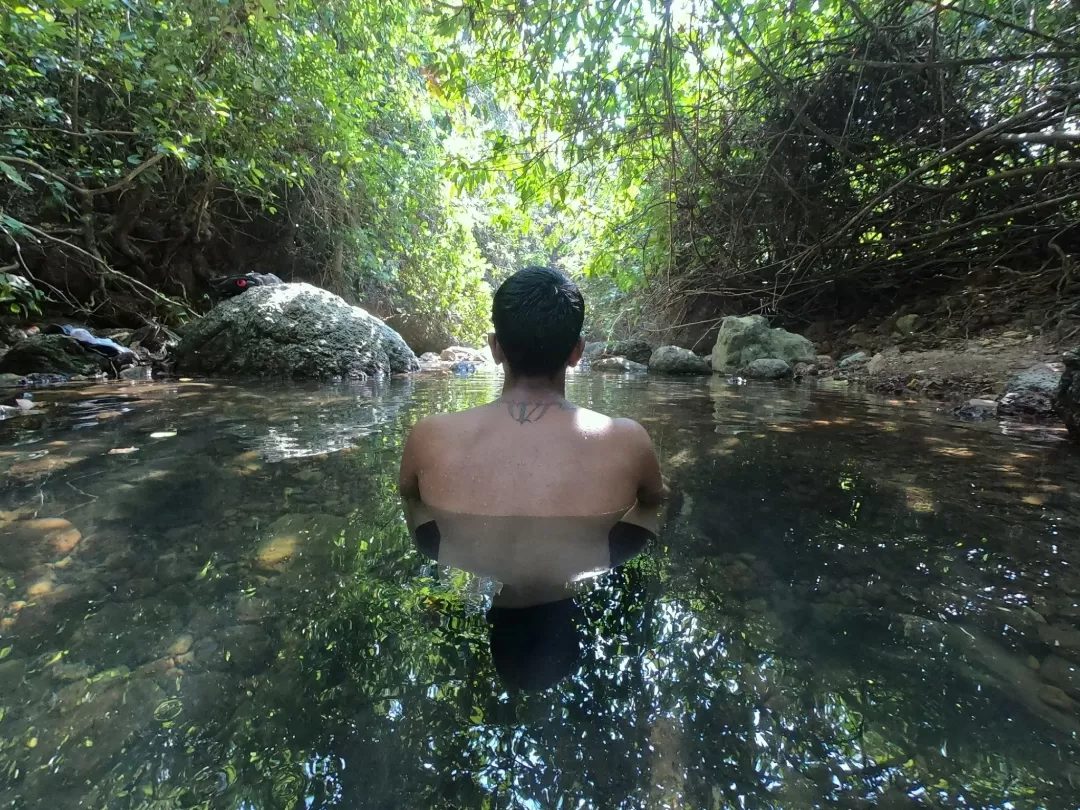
[593,356,648,373]
[0,657,28,693]
[174,282,418,379]
[953,398,999,421]
[219,624,273,675]
[648,345,711,375]
[1038,684,1078,713]
[0,334,104,377]
[1054,349,1080,440]
[1039,622,1080,662]
[710,315,815,373]
[744,358,792,380]
[998,363,1061,420]
[1041,654,1080,699]
[168,634,195,656]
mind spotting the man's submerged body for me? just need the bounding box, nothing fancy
[398,265,665,578]
[398,266,664,691]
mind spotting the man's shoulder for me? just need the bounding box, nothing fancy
[609,415,653,445]
[572,408,650,441]
[410,407,477,433]
[408,405,491,441]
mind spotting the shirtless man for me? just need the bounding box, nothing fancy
[398,265,664,521]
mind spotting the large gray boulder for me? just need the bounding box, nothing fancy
[174,282,418,379]
[648,345,711,375]
[1055,349,1080,440]
[998,363,1061,419]
[710,315,816,372]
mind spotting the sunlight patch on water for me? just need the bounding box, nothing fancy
[0,375,1077,808]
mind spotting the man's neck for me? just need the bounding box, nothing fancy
[501,372,567,401]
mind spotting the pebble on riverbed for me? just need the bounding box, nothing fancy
[1038,623,1080,662]
[1039,655,1080,699]
[255,534,300,571]
[1037,684,1078,713]
[952,398,999,420]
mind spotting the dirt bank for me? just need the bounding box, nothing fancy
[833,330,1064,401]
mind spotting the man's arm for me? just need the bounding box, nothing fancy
[617,418,665,507]
[398,419,427,501]
[399,419,432,537]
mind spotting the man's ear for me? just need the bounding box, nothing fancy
[489,332,506,365]
[567,336,586,368]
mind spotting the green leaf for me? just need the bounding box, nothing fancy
[0,214,30,236]
[0,646,12,660]
[0,161,32,191]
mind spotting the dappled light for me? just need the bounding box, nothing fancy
[0,375,1075,807]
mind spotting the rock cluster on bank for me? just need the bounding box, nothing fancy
[0,322,178,405]
[0,281,420,394]
[711,315,817,373]
[583,317,815,380]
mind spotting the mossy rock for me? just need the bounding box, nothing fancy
[710,315,815,372]
[0,334,103,376]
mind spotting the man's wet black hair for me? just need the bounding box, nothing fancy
[492,266,585,376]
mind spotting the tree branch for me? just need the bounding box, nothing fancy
[997,132,1080,144]
[888,191,1080,248]
[917,161,1080,193]
[839,52,1080,71]
[821,81,1080,247]
[910,0,1077,49]
[89,153,167,196]
[0,153,166,197]
[4,215,187,311]
[712,0,852,158]
[0,156,87,196]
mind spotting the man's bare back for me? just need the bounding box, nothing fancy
[399,393,663,517]
[399,265,663,519]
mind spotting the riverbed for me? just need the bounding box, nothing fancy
[1,371,1078,809]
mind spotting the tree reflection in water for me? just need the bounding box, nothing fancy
[0,374,1077,808]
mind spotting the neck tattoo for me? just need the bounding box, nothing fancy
[499,398,576,425]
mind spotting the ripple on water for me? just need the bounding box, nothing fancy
[0,374,1077,808]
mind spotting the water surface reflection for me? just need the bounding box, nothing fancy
[0,373,1077,808]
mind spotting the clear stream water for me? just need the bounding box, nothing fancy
[1,371,1079,810]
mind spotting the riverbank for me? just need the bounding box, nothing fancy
[827,329,1063,400]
